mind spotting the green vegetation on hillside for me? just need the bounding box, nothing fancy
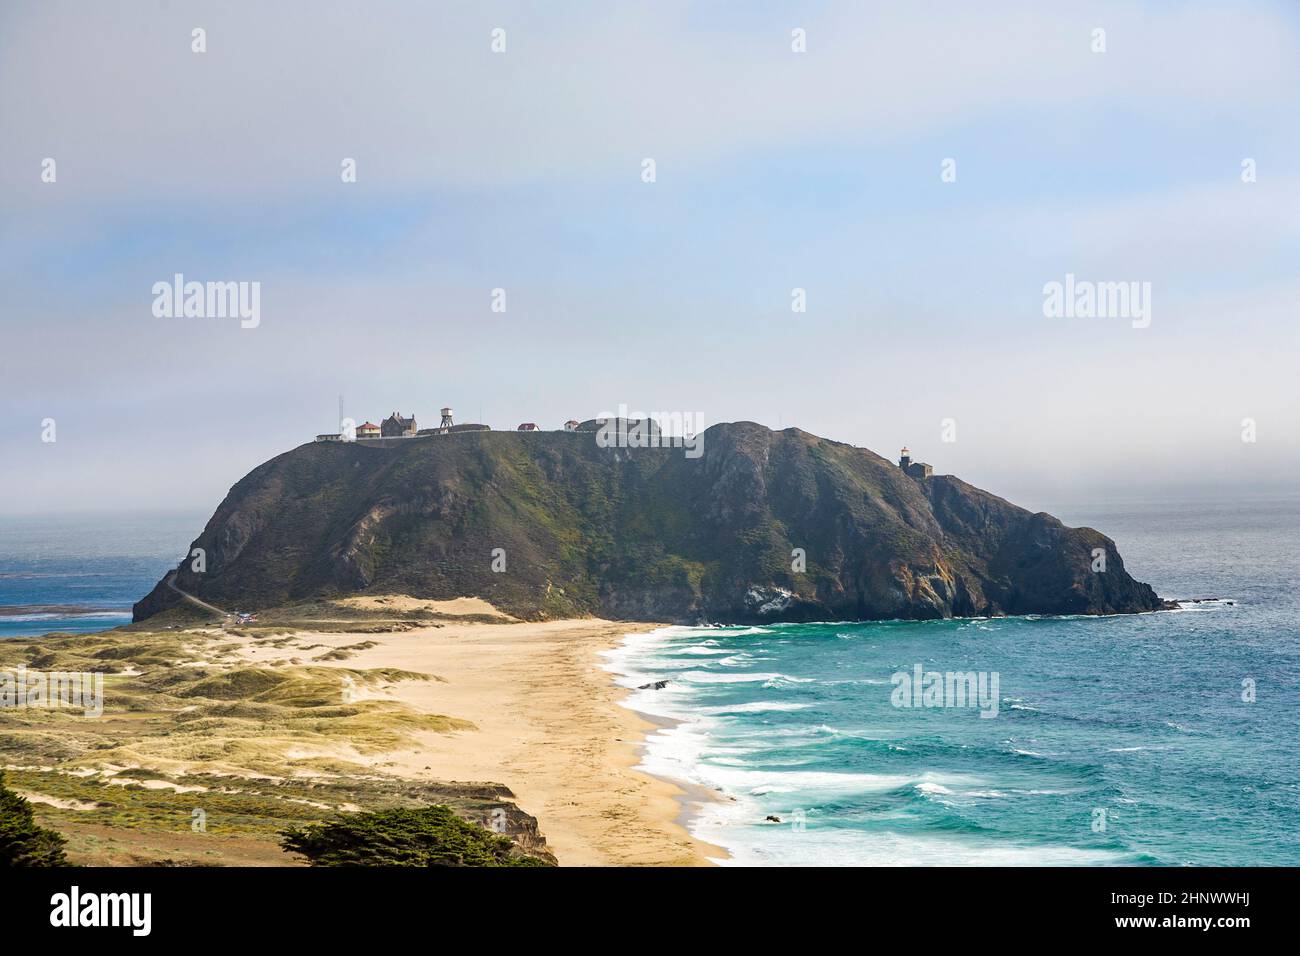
[133,422,1165,624]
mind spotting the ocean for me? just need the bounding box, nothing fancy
[606,495,1300,866]
[4,499,1298,866]
[0,512,200,638]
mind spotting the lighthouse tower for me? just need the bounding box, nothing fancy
[898,447,933,479]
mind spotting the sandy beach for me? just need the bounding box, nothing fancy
[220,600,724,866]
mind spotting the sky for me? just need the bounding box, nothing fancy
[2,0,1298,516]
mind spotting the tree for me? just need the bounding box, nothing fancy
[281,805,552,867]
[0,772,69,867]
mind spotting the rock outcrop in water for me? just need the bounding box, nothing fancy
[133,422,1167,624]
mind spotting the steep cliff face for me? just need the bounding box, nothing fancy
[133,423,1166,624]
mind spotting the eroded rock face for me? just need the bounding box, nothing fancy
[133,422,1166,624]
[745,586,794,615]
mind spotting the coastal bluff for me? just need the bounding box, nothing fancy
[133,422,1167,624]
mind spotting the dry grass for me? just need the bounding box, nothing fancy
[0,622,546,866]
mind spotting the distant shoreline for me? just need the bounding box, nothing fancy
[0,603,129,617]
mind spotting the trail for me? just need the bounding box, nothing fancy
[165,571,232,619]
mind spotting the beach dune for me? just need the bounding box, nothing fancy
[228,609,722,866]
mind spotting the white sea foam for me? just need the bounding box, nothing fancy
[699,825,1132,867]
[646,739,988,800]
[761,675,814,688]
[680,671,784,684]
[915,782,952,795]
[824,677,890,685]
[700,701,813,715]
[603,625,1133,868]
[0,611,131,623]
[818,724,906,744]
[729,724,825,739]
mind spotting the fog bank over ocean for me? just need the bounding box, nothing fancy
[3,2,1298,513]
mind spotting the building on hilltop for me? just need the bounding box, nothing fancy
[357,421,381,440]
[449,423,490,433]
[419,423,490,435]
[517,422,539,432]
[381,412,417,437]
[564,419,581,431]
[898,447,933,479]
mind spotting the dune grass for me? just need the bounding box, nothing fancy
[0,622,548,866]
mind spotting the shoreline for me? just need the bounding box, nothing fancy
[600,636,731,866]
[12,600,1264,867]
[221,610,727,866]
[599,628,738,865]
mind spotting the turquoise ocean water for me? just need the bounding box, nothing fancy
[606,496,1300,865]
[4,500,1298,865]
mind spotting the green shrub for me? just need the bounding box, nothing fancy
[0,772,69,867]
[281,805,552,867]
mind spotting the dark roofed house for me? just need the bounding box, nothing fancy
[417,423,491,436]
[381,412,417,437]
[575,417,662,438]
[517,423,539,431]
[564,419,581,431]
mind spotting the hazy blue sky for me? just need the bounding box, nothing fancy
[2,0,1298,515]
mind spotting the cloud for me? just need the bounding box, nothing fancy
[2,0,1297,206]
[2,1,1299,511]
